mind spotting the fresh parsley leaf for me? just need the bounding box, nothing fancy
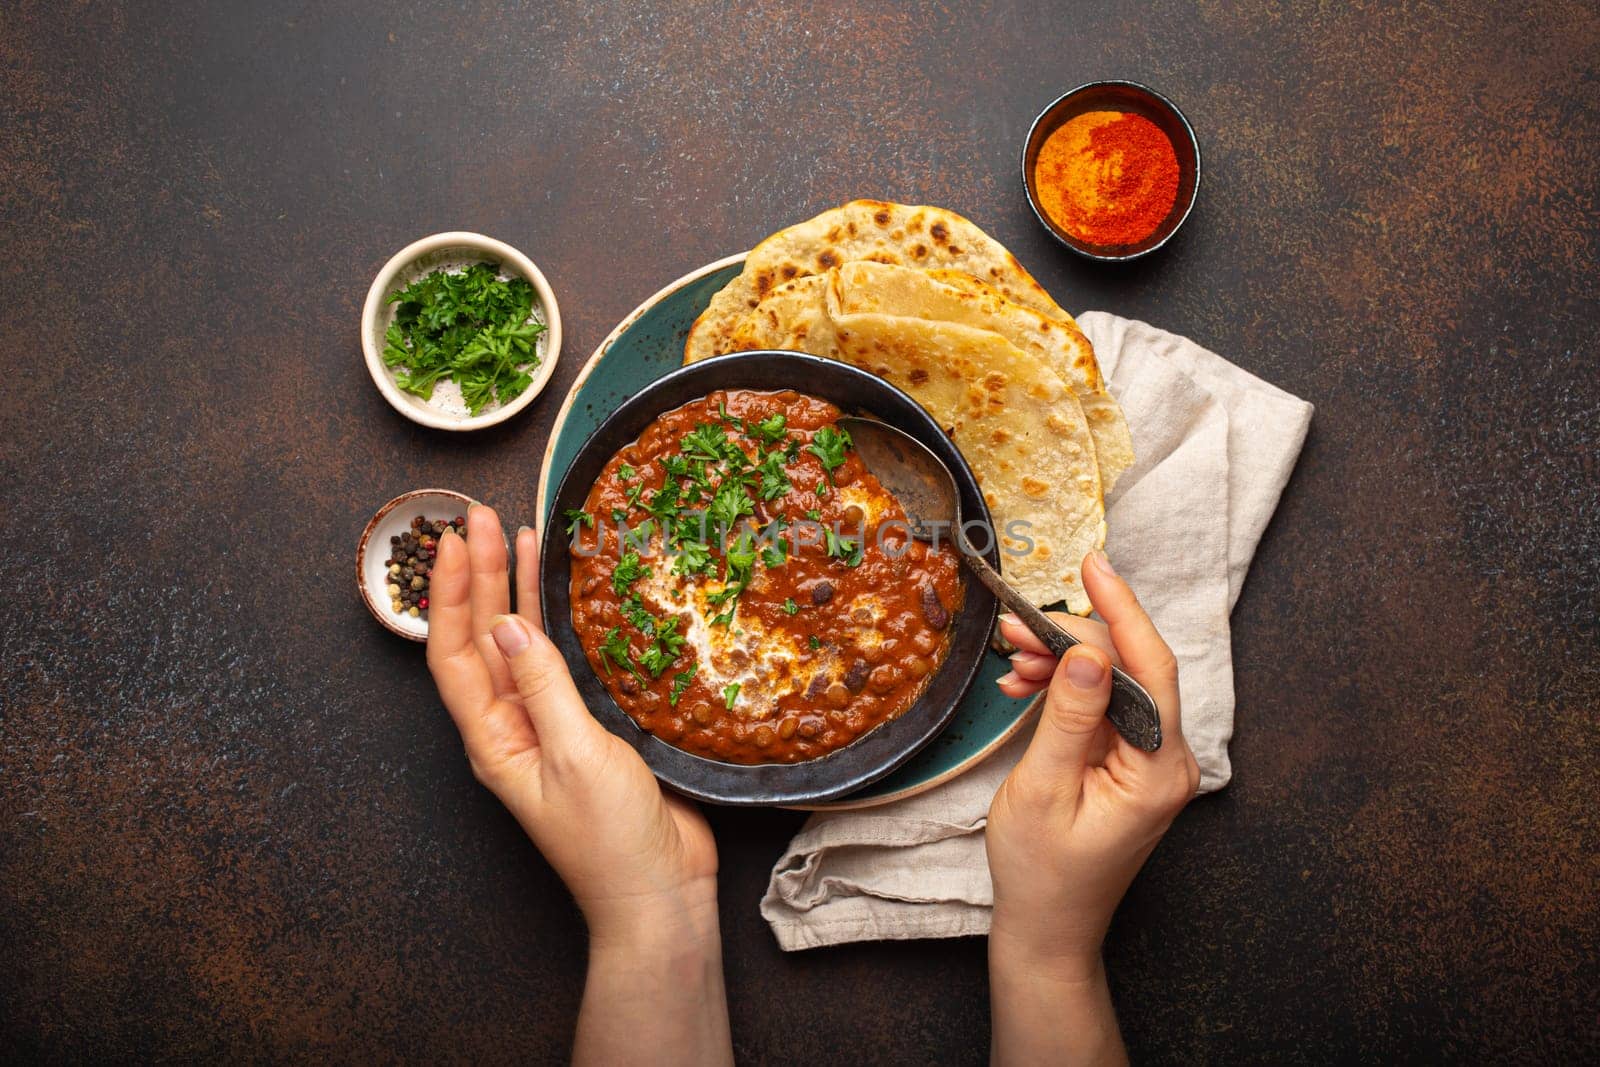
[620,596,657,638]
[681,422,733,465]
[563,508,593,535]
[752,412,787,444]
[611,552,650,597]
[761,532,788,569]
[671,511,710,548]
[638,618,684,678]
[723,533,757,588]
[669,665,697,706]
[672,538,715,577]
[707,479,755,536]
[807,425,851,475]
[825,528,864,567]
[645,481,683,522]
[385,262,545,415]
[600,627,645,684]
[621,518,654,552]
[757,450,791,501]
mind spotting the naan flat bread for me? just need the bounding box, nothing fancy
[827,311,1104,614]
[726,274,838,356]
[847,263,1134,491]
[685,200,1071,363]
[723,268,1103,613]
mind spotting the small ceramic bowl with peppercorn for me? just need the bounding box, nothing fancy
[361,232,563,430]
[358,488,478,641]
[1022,81,1201,261]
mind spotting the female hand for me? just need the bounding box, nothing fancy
[986,550,1199,1065]
[426,506,730,1066]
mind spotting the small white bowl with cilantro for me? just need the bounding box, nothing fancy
[361,232,562,430]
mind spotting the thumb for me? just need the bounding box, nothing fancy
[489,614,601,749]
[1020,644,1113,787]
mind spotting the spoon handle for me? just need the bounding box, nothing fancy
[955,536,1163,753]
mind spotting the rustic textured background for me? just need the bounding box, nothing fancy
[3,0,1597,1062]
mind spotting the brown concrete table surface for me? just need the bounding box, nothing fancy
[3,2,1596,1062]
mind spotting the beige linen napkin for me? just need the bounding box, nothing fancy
[760,313,1314,950]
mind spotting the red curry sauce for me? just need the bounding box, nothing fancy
[568,389,962,764]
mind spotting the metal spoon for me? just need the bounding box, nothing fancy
[838,416,1163,752]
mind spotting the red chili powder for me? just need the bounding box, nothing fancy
[1034,111,1180,247]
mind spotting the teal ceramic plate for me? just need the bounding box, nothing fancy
[536,255,1042,810]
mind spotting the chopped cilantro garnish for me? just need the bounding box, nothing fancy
[637,617,685,678]
[669,665,697,706]
[706,530,758,619]
[672,538,715,576]
[645,481,683,521]
[383,262,545,415]
[611,551,650,597]
[825,528,864,567]
[563,508,593,535]
[682,422,740,465]
[752,412,787,444]
[761,533,788,569]
[783,597,800,616]
[618,463,636,480]
[707,479,755,535]
[805,508,822,521]
[808,635,821,649]
[611,507,627,523]
[723,532,757,588]
[807,425,851,476]
[723,682,741,710]
[621,596,657,638]
[622,518,655,552]
[670,511,708,545]
[757,450,792,501]
[600,627,645,684]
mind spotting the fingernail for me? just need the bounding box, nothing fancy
[467,501,481,513]
[517,524,533,537]
[491,614,530,657]
[1000,612,1020,626]
[996,670,1020,686]
[1089,550,1114,576]
[1065,649,1105,689]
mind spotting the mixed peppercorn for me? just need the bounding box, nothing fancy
[385,514,466,617]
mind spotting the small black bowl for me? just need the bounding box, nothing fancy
[540,351,1000,806]
[1022,80,1201,261]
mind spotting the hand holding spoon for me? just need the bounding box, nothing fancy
[839,416,1163,752]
